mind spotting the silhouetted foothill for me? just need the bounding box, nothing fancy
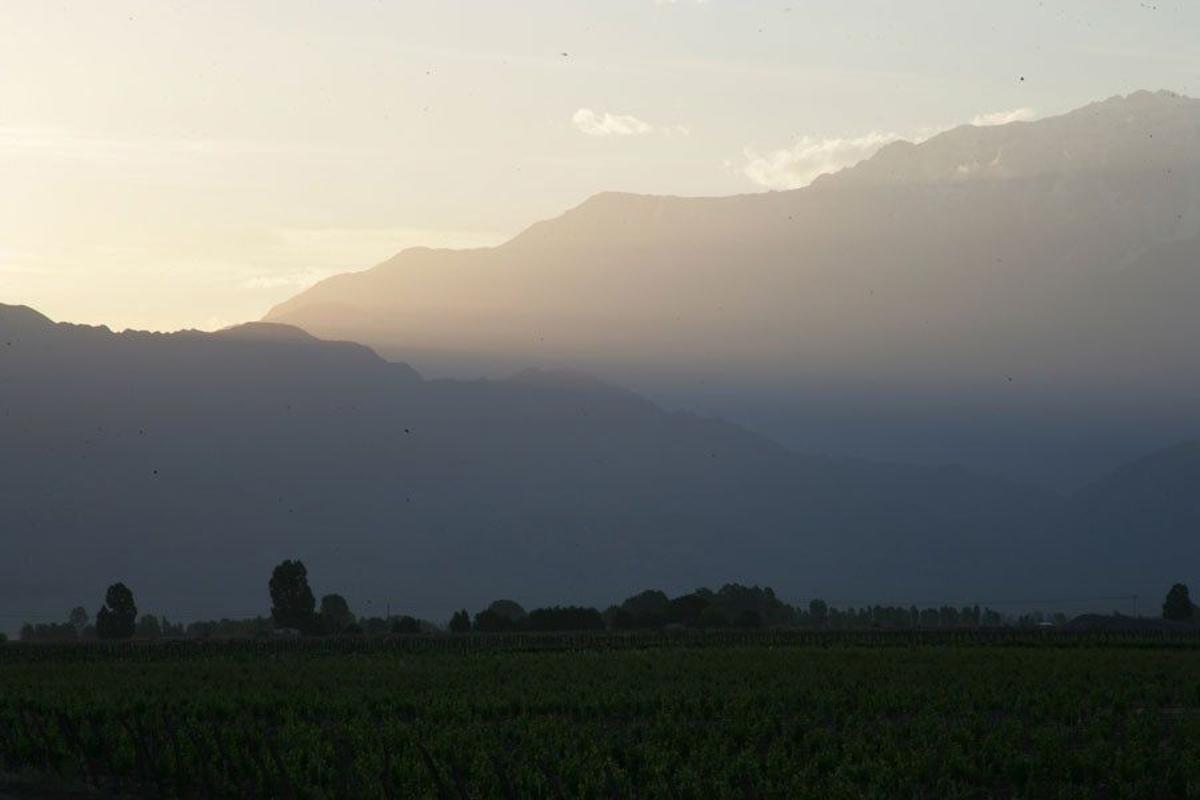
[4,299,1200,621]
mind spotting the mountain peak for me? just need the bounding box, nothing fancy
[829,89,1199,188]
[1087,88,1193,111]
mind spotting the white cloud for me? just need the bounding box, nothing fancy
[971,107,1036,126]
[742,131,902,190]
[571,110,691,139]
[741,107,1040,190]
[572,108,655,137]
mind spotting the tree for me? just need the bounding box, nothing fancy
[667,591,711,627]
[136,614,163,640]
[620,589,670,628]
[319,594,355,635]
[391,615,421,634]
[1162,583,1194,621]
[605,606,636,630]
[485,600,527,624]
[269,560,316,631]
[473,600,527,633]
[734,609,763,629]
[448,609,471,633]
[96,583,137,640]
[68,606,89,632]
[712,584,795,627]
[526,606,605,632]
[696,605,728,629]
[473,608,516,633]
[20,622,76,642]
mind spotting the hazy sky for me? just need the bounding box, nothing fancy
[2,1,1198,331]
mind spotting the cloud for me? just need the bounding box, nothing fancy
[742,132,902,190]
[971,107,1036,126]
[741,107,1039,190]
[572,109,655,137]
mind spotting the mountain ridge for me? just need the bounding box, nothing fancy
[267,89,1200,316]
[261,89,1200,489]
[0,303,1078,629]
[4,302,1198,627]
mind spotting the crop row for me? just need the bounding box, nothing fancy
[1,644,1199,797]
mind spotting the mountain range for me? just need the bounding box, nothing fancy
[2,303,1196,628]
[265,90,1200,489]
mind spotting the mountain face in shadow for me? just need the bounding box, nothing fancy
[1063,443,1200,596]
[0,303,1082,626]
[265,91,1200,488]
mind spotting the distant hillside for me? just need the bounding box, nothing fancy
[0,303,1077,628]
[1062,442,1200,595]
[265,90,1200,488]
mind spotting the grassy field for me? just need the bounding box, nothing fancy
[2,632,1200,798]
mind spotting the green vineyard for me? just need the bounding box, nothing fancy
[2,632,1200,798]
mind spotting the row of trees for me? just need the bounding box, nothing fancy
[18,564,424,642]
[269,560,423,636]
[17,565,1196,641]
[267,562,1022,636]
[443,591,1017,634]
[447,602,606,634]
[19,611,184,643]
[20,584,147,642]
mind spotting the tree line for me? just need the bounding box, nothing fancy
[13,562,1199,642]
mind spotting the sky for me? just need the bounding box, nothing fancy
[2,0,1198,332]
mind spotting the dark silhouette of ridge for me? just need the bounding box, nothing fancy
[214,322,320,344]
[0,303,55,333]
[0,303,1102,629]
[1063,441,1200,594]
[2,304,1196,629]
